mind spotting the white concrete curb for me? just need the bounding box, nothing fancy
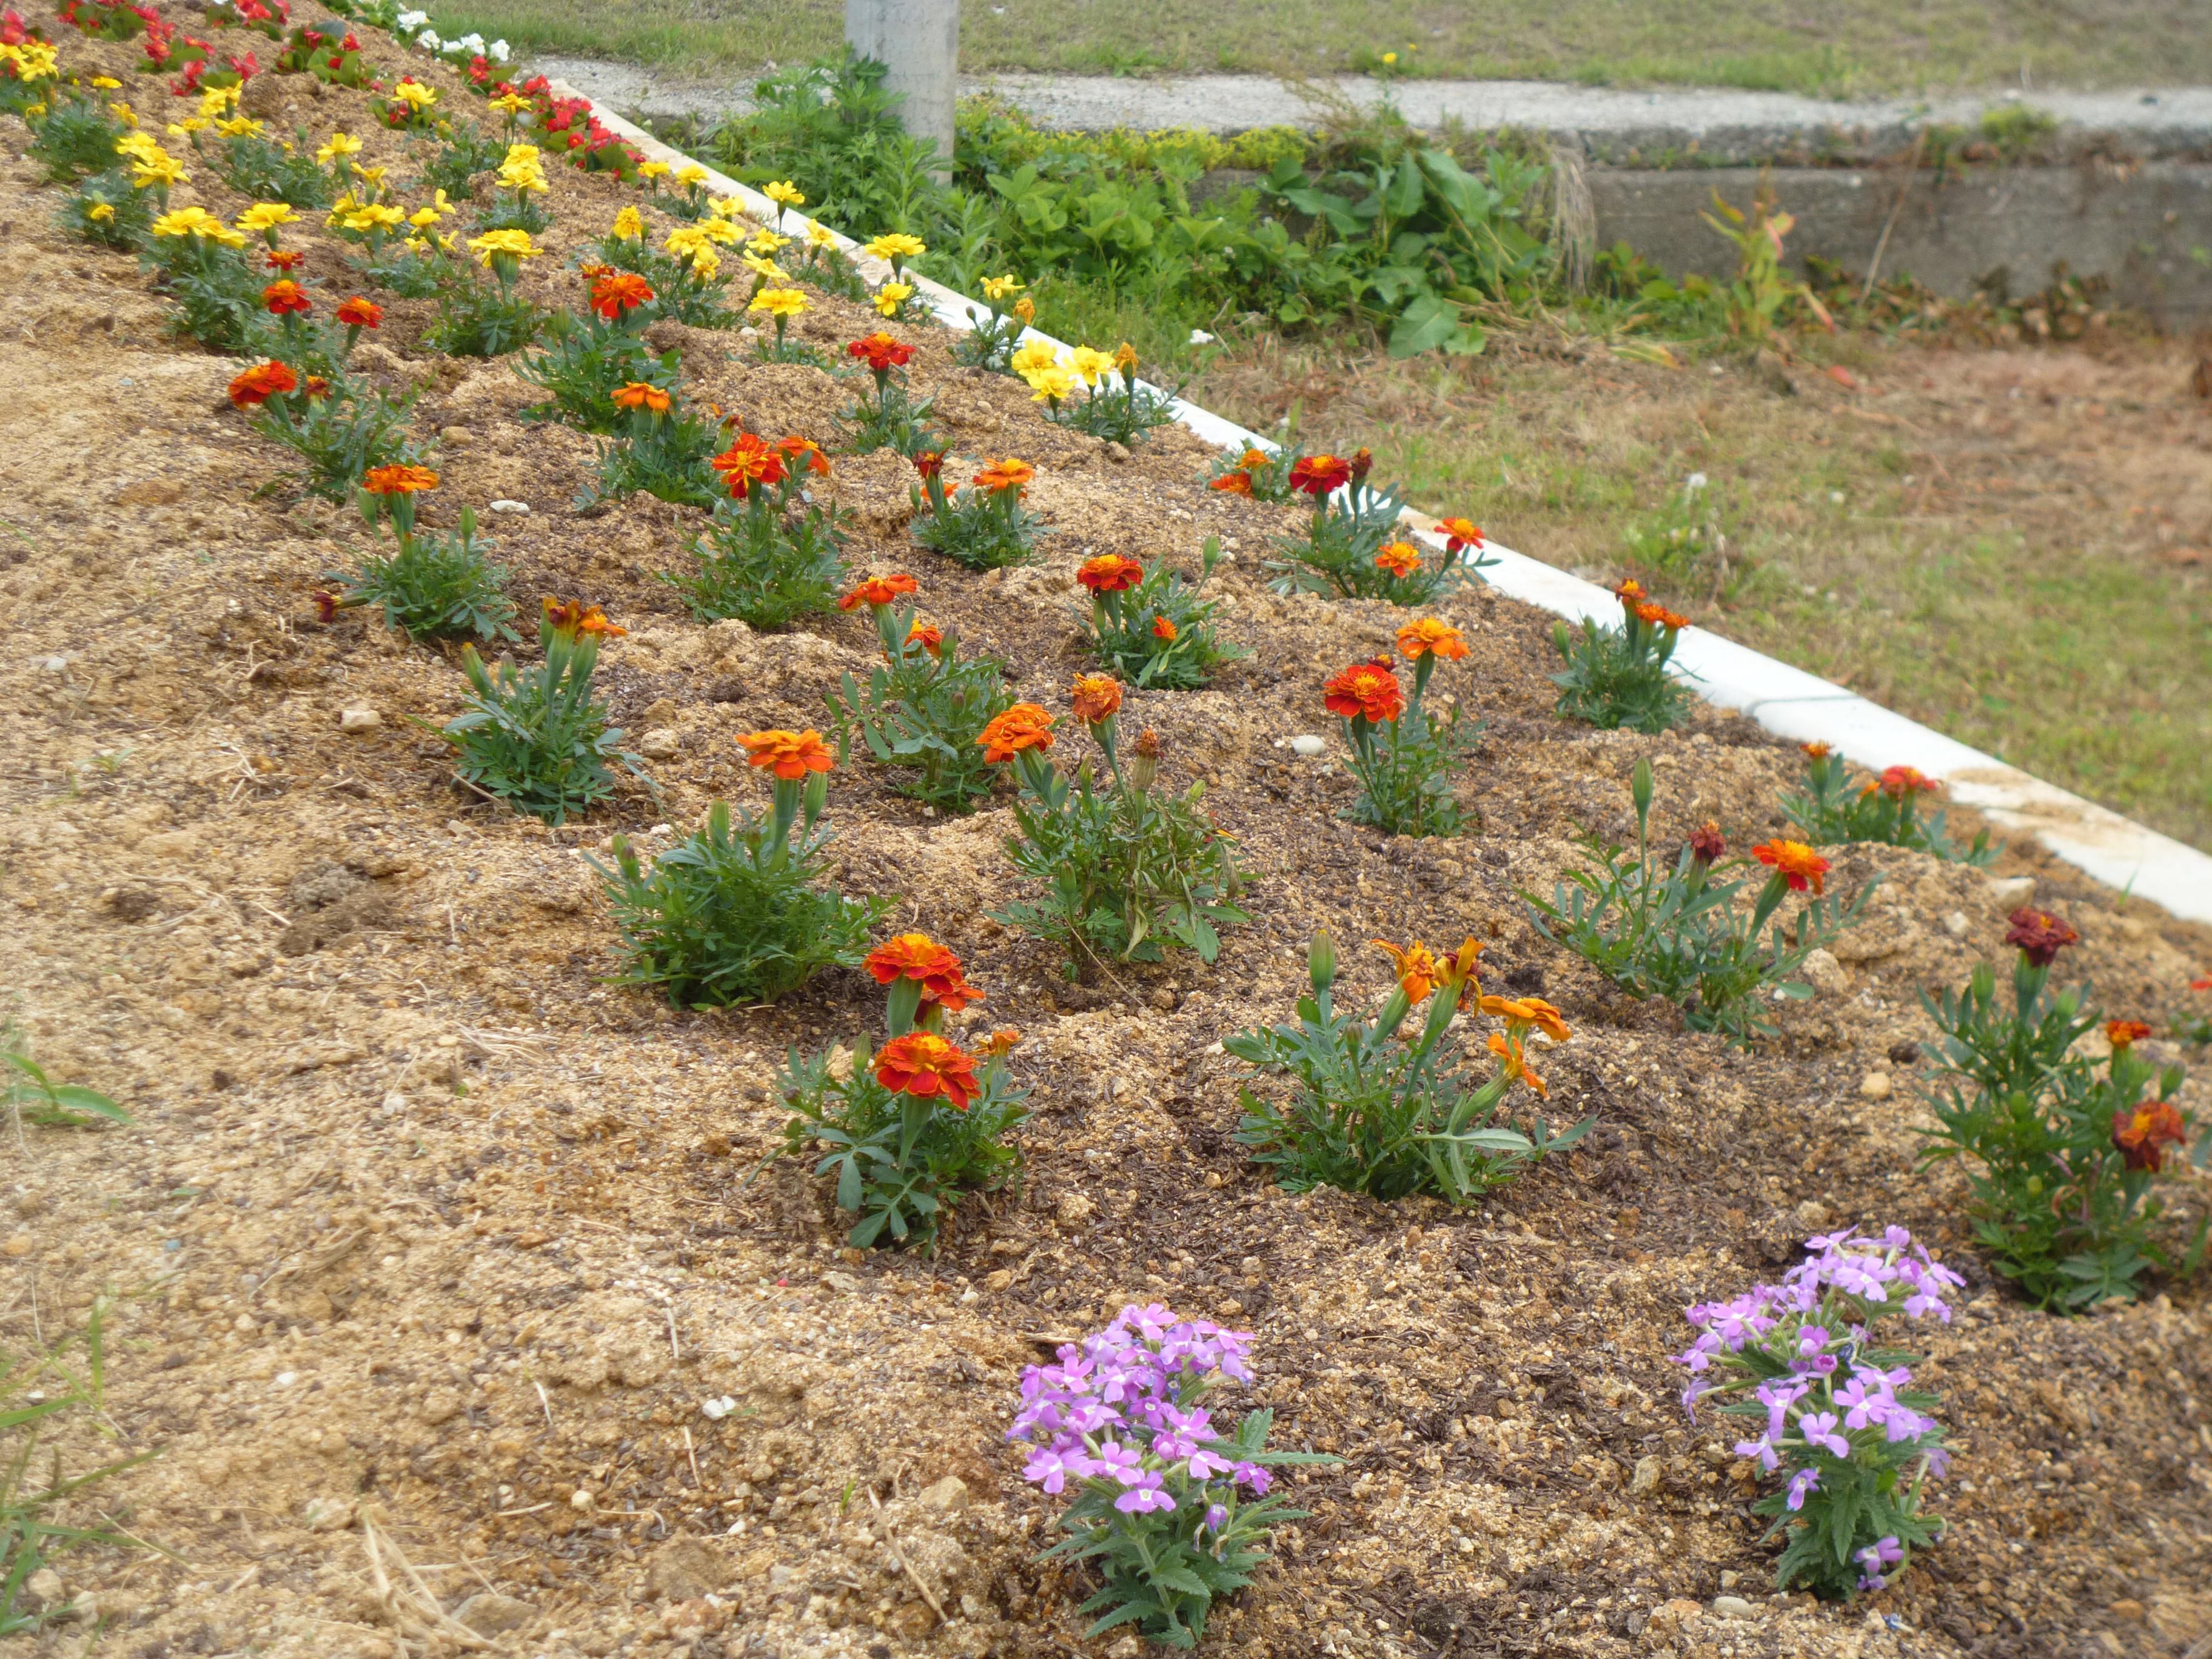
[555,87,2212,925]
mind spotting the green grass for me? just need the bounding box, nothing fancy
[1191,343,2212,853]
[442,0,2212,95]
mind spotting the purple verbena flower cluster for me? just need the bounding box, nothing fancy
[1010,1302,1271,1519]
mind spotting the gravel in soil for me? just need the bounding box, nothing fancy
[2,29,2210,1659]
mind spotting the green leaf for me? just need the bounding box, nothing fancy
[1387,294,1461,358]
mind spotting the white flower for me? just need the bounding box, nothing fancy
[1189,328,1215,345]
[415,29,440,49]
[489,39,511,61]
[460,32,484,51]
[1684,471,1708,494]
[395,8,427,25]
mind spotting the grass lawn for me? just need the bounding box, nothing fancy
[437,0,2212,96]
[1190,334,2212,851]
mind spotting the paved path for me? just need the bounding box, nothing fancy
[532,57,2212,158]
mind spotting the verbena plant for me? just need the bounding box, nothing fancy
[983,689,1248,976]
[777,934,1022,1249]
[664,432,846,626]
[1322,623,1480,837]
[827,574,1014,812]
[840,330,939,455]
[595,733,890,1005]
[443,598,643,823]
[1550,578,1695,734]
[1674,1228,1954,1601]
[1074,545,1241,690]
[1008,1307,1332,1649]
[1917,909,2208,1309]
[334,469,515,643]
[1781,745,1999,867]
[1233,931,1590,1204]
[1524,761,1876,1046]
[909,452,1045,571]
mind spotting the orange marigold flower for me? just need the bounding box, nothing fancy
[1613,577,1646,603]
[1070,673,1122,724]
[972,457,1034,494]
[1289,453,1353,497]
[589,270,654,320]
[1435,516,1483,553]
[2194,976,2212,992]
[1236,447,1270,470]
[865,933,984,1010]
[1487,1031,1547,1097]
[1078,553,1144,593]
[303,376,332,399]
[2112,1099,2186,1172]
[2005,907,2079,968]
[1479,994,1572,1044]
[1373,939,1441,1004]
[227,360,297,407]
[1323,659,1404,725]
[2106,1019,2151,1048]
[1689,821,1726,863]
[1870,764,1940,799]
[1635,601,1691,630]
[1151,615,1178,642]
[264,249,304,271]
[1373,541,1422,578]
[874,1031,981,1112]
[905,617,944,654]
[847,331,913,373]
[838,572,920,611]
[739,728,835,780]
[263,278,312,315]
[776,434,831,476]
[1801,741,1833,759]
[981,1028,1022,1057]
[335,295,381,328]
[1440,937,1486,1007]
[1396,617,1467,661]
[977,702,1055,763]
[1208,469,1253,494]
[541,597,625,638]
[710,432,787,494]
[611,381,671,413]
[362,463,440,495]
[1751,839,1830,896]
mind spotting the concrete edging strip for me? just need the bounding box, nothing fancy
[555,85,2212,923]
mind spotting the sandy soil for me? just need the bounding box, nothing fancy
[2,21,2211,1659]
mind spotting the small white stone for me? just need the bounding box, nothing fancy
[273,1370,299,1387]
[39,655,69,674]
[1712,1595,1758,1620]
[488,498,531,515]
[569,1488,595,1512]
[1943,910,1969,937]
[1289,734,1327,757]
[1985,874,2034,905]
[1860,1073,1892,1101]
[637,728,681,760]
[700,1395,738,1421]
[381,1091,406,1113]
[339,708,381,732]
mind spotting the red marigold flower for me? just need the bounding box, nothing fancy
[2111,1099,2186,1172]
[1688,821,1725,863]
[874,1031,980,1112]
[2194,976,2212,992]
[1151,615,1178,642]
[911,450,945,481]
[263,279,312,315]
[611,381,671,413]
[2106,1019,2151,1048]
[1373,939,1441,1003]
[1396,618,1467,661]
[361,463,440,495]
[710,432,787,494]
[972,457,1034,494]
[866,931,974,997]
[1346,446,1374,483]
[1077,553,1144,593]
[312,590,340,623]
[1209,469,1253,494]
[1436,516,1483,553]
[264,249,305,271]
[1324,659,1405,725]
[838,573,920,611]
[227,360,298,407]
[1070,673,1122,725]
[1289,453,1353,497]
[739,728,835,780]
[541,597,625,638]
[1872,764,1940,798]
[775,434,831,476]
[1752,839,1830,896]
[977,702,1055,763]
[303,376,331,399]
[589,270,654,320]
[335,295,381,328]
[2005,907,2079,968]
[1374,541,1422,578]
[847,331,913,373]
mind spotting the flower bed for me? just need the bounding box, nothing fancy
[2,10,2212,1658]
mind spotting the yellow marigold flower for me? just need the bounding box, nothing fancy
[740,252,789,281]
[636,159,671,179]
[1023,361,1076,402]
[864,231,926,262]
[488,91,533,115]
[498,158,548,193]
[407,205,441,229]
[805,220,837,247]
[1009,338,1059,377]
[235,201,300,233]
[163,119,207,139]
[107,101,136,127]
[610,206,644,240]
[357,164,389,186]
[1068,344,1114,386]
[692,215,740,246]
[115,130,164,163]
[86,203,115,222]
[749,286,808,319]
[90,75,121,90]
[390,79,438,109]
[316,133,363,164]
[689,247,722,280]
[873,280,914,318]
[149,206,224,239]
[763,178,805,206]
[342,203,406,233]
[216,116,266,138]
[198,84,241,116]
[130,153,187,191]
[675,164,708,187]
[501,141,542,170]
[706,194,742,219]
[746,228,790,254]
[980,273,1024,301]
[468,227,540,264]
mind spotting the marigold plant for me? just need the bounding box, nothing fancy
[1232,931,1590,1204]
[248,368,431,503]
[1076,540,1242,690]
[517,270,680,434]
[665,431,849,628]
[1033,340,1181,447]
[839,330,939,456]
[828,575,1016,813]
[1267,449,1475,605]
[1674,1228,1956,1600]
[777,932,1025,1250]
[1550,578,1695,734]
[1780,745,1999,866]
[597,733,890,1008]
[1324,620,1480,836]
[910,454,1047,571]
[333,472,514,643]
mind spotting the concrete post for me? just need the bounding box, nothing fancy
[845,0,959,177]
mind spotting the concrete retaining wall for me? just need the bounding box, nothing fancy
[1588,163,2212,328]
